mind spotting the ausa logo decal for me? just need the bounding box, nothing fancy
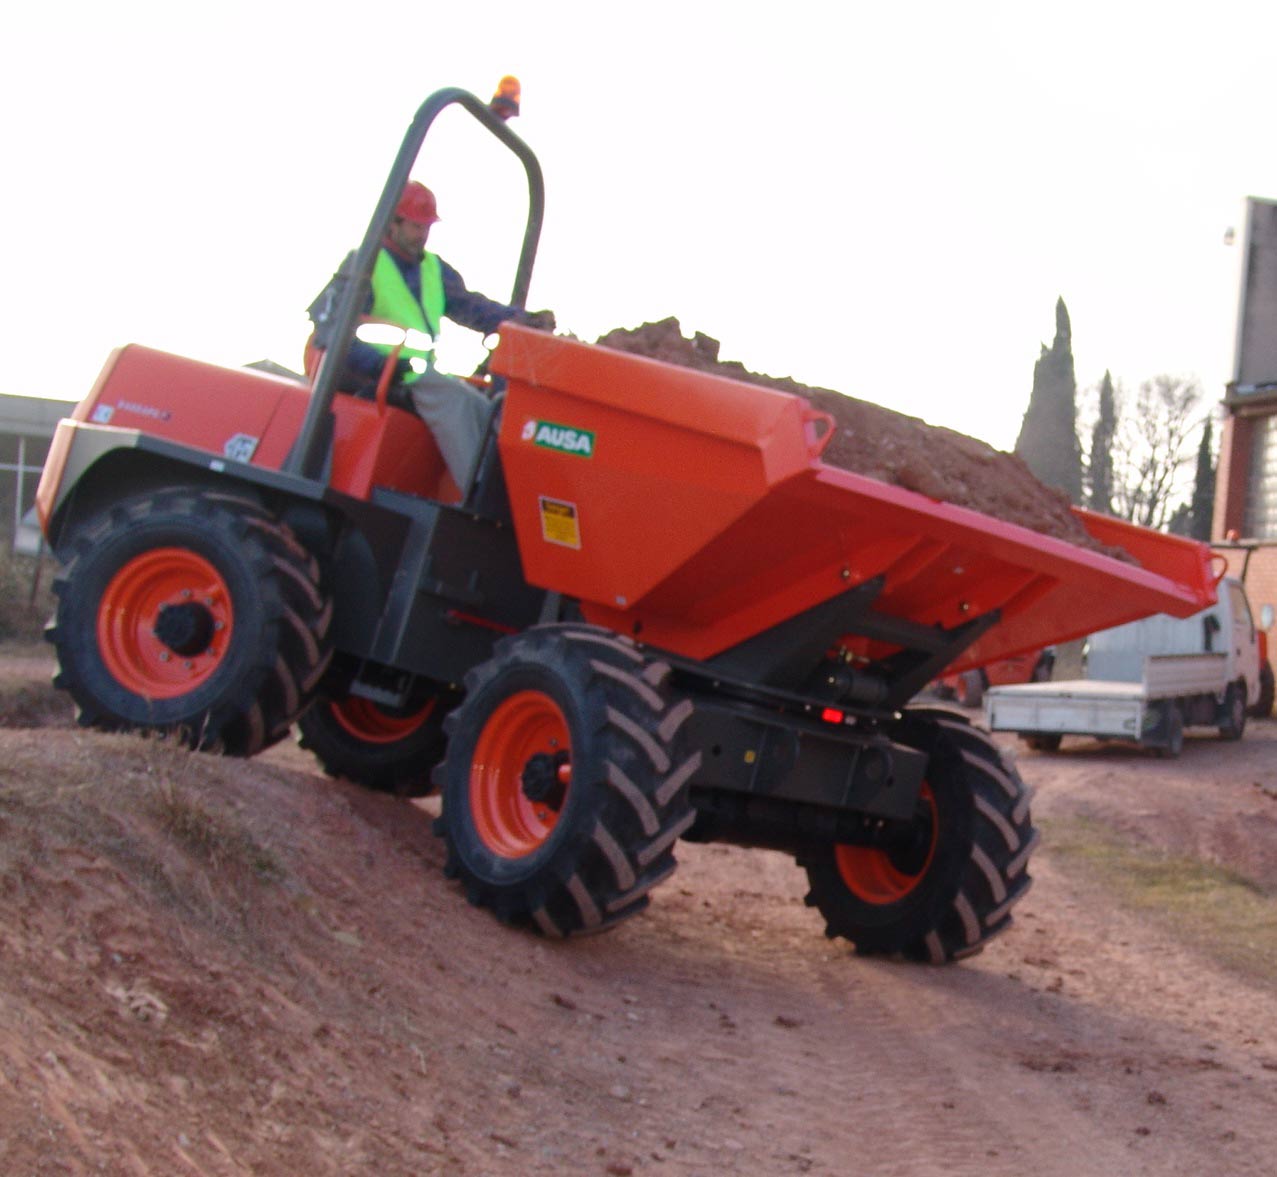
[521,418,595,458]
[223,433,260,463]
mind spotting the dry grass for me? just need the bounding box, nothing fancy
[0,550,55,643]
[0,674,71,728]
[0,633,69,728]
[1042,814,1277,982]
[143,744,284,882]
[0,730,286,933]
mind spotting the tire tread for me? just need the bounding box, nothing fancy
[437,625,695,937]
[799,708,1036,963]
[46,487,330,756]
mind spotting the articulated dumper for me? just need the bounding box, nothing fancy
[35,87,1218,962]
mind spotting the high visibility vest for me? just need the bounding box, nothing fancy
[368,249,446,380]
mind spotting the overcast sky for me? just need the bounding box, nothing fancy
[4,0,1275,451]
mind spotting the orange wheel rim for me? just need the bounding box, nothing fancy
[470,690,570,857]
[835,783,937,904]
[330,696,436,743]
[96,547,233,699]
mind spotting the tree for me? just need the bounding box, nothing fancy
[1165,502,1193,536]
[1109,375,1206,531]
[1188,416,1215,540]
[1016,298,1083,504]
[1086,370,1116,515]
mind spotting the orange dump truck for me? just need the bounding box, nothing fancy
[35,87,1217,963]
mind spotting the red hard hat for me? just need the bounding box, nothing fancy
[396,181,440,226]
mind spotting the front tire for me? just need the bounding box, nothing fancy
[1218,681,1247,741]
[1251,661,1275,719]
[797,708,1036,963]
[435,625,698,936]
[46,488,331,755]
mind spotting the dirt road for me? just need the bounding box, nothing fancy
[2,653,1276,1175]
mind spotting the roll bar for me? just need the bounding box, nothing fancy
[285,86,545,480]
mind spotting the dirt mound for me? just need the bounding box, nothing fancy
[595,318,1098,550]
[5,708,1277,1175]
[0,646,73,729]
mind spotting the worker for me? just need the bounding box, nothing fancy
[307,181,555,492]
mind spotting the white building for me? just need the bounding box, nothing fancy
[0,394,76,553]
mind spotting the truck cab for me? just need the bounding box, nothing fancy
[1085,575,1262,709]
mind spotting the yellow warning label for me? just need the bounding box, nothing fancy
[539,496,581,549]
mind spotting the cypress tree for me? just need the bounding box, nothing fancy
[1087,370,1116,515]
[1189,417,1215,540]
[1015,298,1083,504]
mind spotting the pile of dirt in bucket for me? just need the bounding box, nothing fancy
[595,317,1101,551]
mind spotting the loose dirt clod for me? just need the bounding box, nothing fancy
[595,317,1100,551]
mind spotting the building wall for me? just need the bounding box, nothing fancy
[0,394,76,552]
[1215,399,1277,541]
[1213,191,1277,649]
[1214,412,1247,538]
[1233,198,1277,391]
[1211,543,1277,623]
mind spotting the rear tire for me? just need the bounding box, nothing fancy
[797,708,1036,963]
[297,688,453,797]
[1154,701,1184,758]
[435,625,698,935]
[1023,733,1062,753]
[46,488,331,754]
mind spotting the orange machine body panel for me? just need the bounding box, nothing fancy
[49,345,452,504]
[490,325,1218,668]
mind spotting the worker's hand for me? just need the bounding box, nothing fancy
[521,309,556,332]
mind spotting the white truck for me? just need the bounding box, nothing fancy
[983,576,1264,756]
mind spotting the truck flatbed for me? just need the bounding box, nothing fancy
[985,654,1233,754]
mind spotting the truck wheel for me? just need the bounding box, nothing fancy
[1218,681,1247,741]
[46,488,331,755]
[797,709,1036,963]
[1154,701,1184,758]
[952,670,985,708]
[1023,733,1062,753]
[435,625,698,935]
[1249,661,1274,719]
[297,689,452,797]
